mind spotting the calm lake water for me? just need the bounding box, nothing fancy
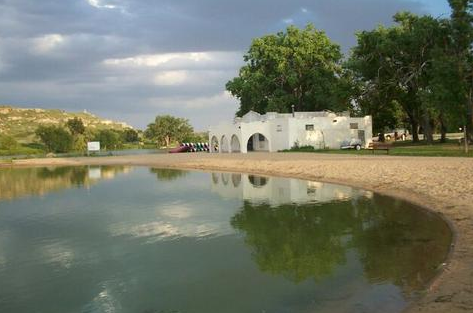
[0,166,451,313]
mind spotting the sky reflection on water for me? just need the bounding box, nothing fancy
[0,166,451,313]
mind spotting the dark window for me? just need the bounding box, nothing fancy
[305,124,314,131]
[350,123,359,129]
[258,134,265,141]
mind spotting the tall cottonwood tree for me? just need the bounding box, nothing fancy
[226,24,351,116]
[145,115,193,147]
[446,0,473,139]
[348,13,445,142]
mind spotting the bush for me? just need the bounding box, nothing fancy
[282,145,316,152]
[94,129,122,150]
[0,135,18,151]
[121,128,139,143]
[72,134,87,152]
[35,125,73,153]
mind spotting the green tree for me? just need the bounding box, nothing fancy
[182,131,208,143]
[72,134,87,152]
[443,0,473,139]
[144,115,193,147]
[35,125,73,153]
[348,13,445,142]
[94,129,122,150]
[122,128,139,143]
[226,24,350,116]
[0,135,18,152]
[66,117,85,135]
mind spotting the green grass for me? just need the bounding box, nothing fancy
[0,144,44,156]
[282,141,473,157]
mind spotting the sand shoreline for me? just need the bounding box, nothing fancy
[2,152,473,312]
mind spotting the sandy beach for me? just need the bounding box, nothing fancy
[3,152,473,312]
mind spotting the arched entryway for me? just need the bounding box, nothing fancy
[231,135,241,153]
[246,133,269,152]
[210,136,219,153]
[221,136,229,153]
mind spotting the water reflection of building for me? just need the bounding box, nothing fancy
[211,172,372,205]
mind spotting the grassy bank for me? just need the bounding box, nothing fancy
[0,144,44,157]
[283,141,473,157]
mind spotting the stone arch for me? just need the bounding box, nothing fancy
[230,135,241,153]
[246,133,269,152]
[221,135,229,153]
[210,136,219,153]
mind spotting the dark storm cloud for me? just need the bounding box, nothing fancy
[0,0,444,129]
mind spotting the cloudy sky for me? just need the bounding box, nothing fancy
[0,0,451,130]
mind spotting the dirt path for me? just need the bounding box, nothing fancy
[3,152,473,312]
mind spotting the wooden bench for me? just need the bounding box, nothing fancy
[368,142,392,154]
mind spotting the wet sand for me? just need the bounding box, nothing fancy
[3,152,473,312]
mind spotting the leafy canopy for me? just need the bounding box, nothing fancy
[66,117,85,135]
[226,24,350,116]
[35,125,73,153]
[145,115,193,147]
[94,129,122,150]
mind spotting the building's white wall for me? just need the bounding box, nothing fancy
[209,111,373,153]
[209,122,243,153]
[287,116,373,149]
[288,118,327,149]
[267,118,290,152]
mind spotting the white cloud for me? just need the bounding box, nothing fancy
[301,7,308,13]
[153,70,188,86]
[87,0,117,9]
[33,34,65,53]
[283,18,294,24]
[104,52,212,68]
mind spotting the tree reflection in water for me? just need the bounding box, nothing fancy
[150,168,189,181]
[231,194,451,294]
[0,166,130,201]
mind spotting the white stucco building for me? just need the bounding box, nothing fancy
[209,111,372,153]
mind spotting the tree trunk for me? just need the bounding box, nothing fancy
[439,113,447,143]
[408,115,420,143]
[412,123,419,142]
[467,85,473,142]
[422,112,434,144]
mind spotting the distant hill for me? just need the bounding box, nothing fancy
[0,105,133,143]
